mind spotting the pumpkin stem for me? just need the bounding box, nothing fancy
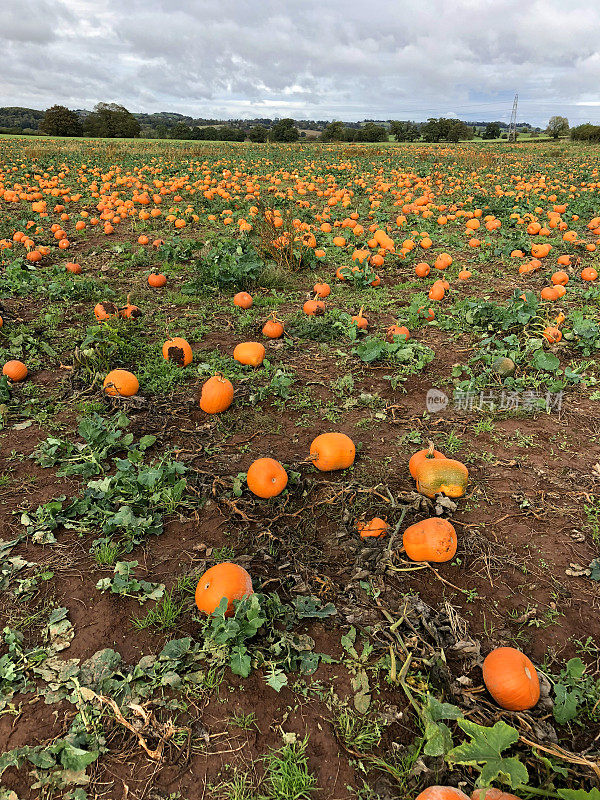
[426,440,435,458]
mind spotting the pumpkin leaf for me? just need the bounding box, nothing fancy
[423,695,463,756]
[532,350,560,372]
[447,718,528,788]
[558,792,600,800]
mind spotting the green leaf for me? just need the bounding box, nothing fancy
[59,744,99,771]
[265,666,288,692]
[447,718,528,788]
[292,596,337,619]
[558,791,600,800]
[230,645,251,677]
[532,350,560,372]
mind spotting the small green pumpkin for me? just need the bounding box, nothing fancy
[415,457,468,498]
[492,356,516,379]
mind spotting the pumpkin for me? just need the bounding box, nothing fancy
[0,316,3,328]
[409,442,446,479]
[551,270,569,285]
[65,261,81,274]
[199,374,234,413]
[195,563,253,617]
[416,788,469,800]
[403,518,457,562]
[103,369,139,397]
[581,267,598,282]
[386,325,410,342]
[247,458,288,498]
[262,315,284,339]
[357,517,388,539]
[458,269,471,280]
[540,286,559,301]
[429,283,445,301]
[492,356,516,378]
[313,282,331,298]
[162,337,193,366]
[543,326,562,344]
[303,299,325,315]
[234,342,266,367]
[310,432,355,471]
[415,262,431,277]
[415,458,468,498]
[471,790,521,800]
[233,291,253,309]
[418,306,435,321]
[148,273,167,288]
[2,360,28,382]
[482,646,540,711]
[94,301,120,321]
[120,295,142,319]
[554,284,566,298]
[351,307,368,329]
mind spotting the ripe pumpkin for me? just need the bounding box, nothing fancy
[415,262,431,278]
[540,286,559,301]
[351,307,368,329]
[162,337,193,366]
[195,562,253,617]
[416,788,469,800]
[148,273,167,288]
[310,432,355,471]
[2,360,28,382]
[581,267,598,282]
[313,282,331,298]
[543,326,562,344]
[303,299,325,315]
[386,325,409,342]
[233,291,253,309]
[357,517,388,539]
[103,369,139,397]
[482,646,540,711]
[234,342,266,367]
[429,283,445,301]
[471,790,521,800]
[120,295,142,319]
[94,301,120,321]
[403,518,457,562]
[415,458,468,498]
[65,261,81,274]
[409,442,446,479]
[247,457,288,498]
[458,269,471,280]
[199,374,234,414]
[262,315,284,338]
[418,306,435,321]
[551,270,569,286]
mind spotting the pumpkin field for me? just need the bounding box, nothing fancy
[2,136,600,800]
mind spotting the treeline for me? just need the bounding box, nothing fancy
[571,124,600,143]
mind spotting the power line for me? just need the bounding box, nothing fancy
[508,94,518,141]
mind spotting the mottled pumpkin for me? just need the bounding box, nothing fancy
[415,457,468,498]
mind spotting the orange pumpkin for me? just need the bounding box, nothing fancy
[458,269,471,280]
[65,261,81,274]
[543,326,562,344]
[357,517,389,539]
[310,432,355,471]
[403,518,457,562]
[247,458,288,498]
[581,267,598,282]
[409,443,446,479]
[233,342,265,367]
[429,283,445,301]
[471,790,521,800]
[313,282,331,298]
[551,270,569,286]
[94,301,120,321]
[199,374,234,413]
[162,337,193,366]
[303,299,325,315]
[262,315,284,338]
[386,325,410,342]
[351,307,368,329]
[103,369,139,397]
[195,563,253,617]
[415,458,468,498]
[2,360,28,382]
[233,291,253,308]
[416,788,469,800]
[540,286,559,301]
[415,262,431,278]
[482,647,540,711]
[148,273,167,288]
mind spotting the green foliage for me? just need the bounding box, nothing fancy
[262,737,317,799]
[552,658,600,725]
[187,238,265,290]
[96,561,165,603]
[198,593,335,689]
[422,695,463,756]
[447,718,528,788]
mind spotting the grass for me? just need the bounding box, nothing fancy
[262,738,317,800]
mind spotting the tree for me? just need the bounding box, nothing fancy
[447,121,474,142]
[389,120,420,142]
[546,116,569,139]
[483,122,501,140]
[169,121,192,139]
[248,125,267,142]
[320,121,348,142]
[352,122,388,142]
[83,103,141,138]
[269,119,299,142]
[40,105,82,137]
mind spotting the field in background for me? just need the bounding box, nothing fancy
[1,137,600,799]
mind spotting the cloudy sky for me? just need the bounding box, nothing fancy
[1,0,599,125]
